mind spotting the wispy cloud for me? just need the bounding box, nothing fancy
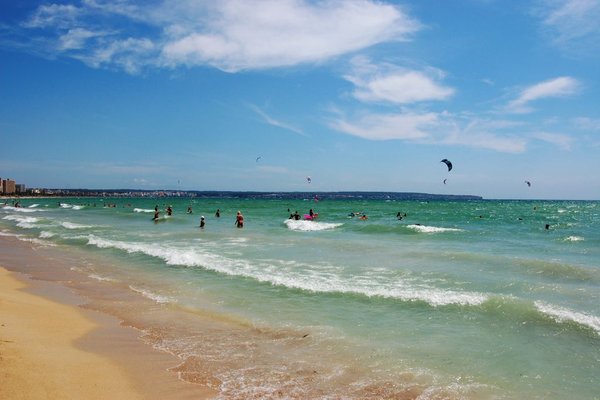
[5,0,421,74]
[330,111,545,153]
[504,76,581,114]
[532,131,574,150]
[344,56,454,104]
[535,0,600,52]
[573,116,600,131]
[330,111,437,141]
[248,104,305,136]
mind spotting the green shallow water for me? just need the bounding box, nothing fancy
[2,197,599,398]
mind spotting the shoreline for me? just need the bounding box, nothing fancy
[0,247,216,399]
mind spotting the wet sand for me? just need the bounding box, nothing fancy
[0,238,216,399]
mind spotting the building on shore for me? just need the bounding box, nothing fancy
[1,179,16,195]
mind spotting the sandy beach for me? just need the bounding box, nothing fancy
[0,252,216,399]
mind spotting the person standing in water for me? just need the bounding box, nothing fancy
[215,209,221,218]
[199,216,205,229]
[235,211,244,228]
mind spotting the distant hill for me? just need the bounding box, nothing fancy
[35,189,483,201]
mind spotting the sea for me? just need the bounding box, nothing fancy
[1,194,599,399]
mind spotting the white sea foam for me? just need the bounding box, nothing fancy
[134,208,155,213]
[564,236,584,242]
[1,206,43,213]
[28,204,40,208]
[407,224,463,233]
[129,285,174,304]
[89,274,117,282]
[3,215,40,229]
[59,203,83,210]
[61,221,94,229]
[534,301,600,336]
[0,231,22,238]
[85,234,485,307]
[284,219,343,232]
[0,230,53,246]
[40,231,55,238]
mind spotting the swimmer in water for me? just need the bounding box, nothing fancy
[235,211,244,228]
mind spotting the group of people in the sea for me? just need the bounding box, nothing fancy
[152,205,243,229]
[147,204,555,232]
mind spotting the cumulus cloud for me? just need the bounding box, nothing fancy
[505,76,581,113]
[160,0,420,71]
[9,0,421,74]
[344,56,454,104]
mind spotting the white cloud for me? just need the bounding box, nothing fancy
[344,56,454,104]
[13,0,421,74]
[58,28,106,51]
[532,131,573,150]
[331,111,530,153]
[536,0,600,49]
[161,0,420,71]
[573,117,600,131]
[75,37,157,74]
[330,111,437,141]
[442,118,528,153]
[248,104,305,136]
[444,131,528,153]
[23,3,82,29]
[505,76,581,113]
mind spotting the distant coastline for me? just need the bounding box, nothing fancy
[2,189,483,201]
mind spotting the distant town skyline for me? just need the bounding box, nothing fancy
[1,1,599,200]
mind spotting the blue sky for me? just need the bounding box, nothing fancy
[1,0,599,199]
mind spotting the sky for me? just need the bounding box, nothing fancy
[1,0,599,200]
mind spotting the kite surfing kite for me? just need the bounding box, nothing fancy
[306,176,312,184]
[256,156,262,162]
[525,180,531,187]
[440,159,453,172]
[443,178,447,185]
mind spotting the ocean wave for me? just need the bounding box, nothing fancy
[61,221,94,229]
[40,231,55,238]
[1,206,43,213]
[0,230,54,246]
[407,224,463,233]
[85,234,486,307]
[534,301,600,336]
[3,215,40,229]
[28,204,40,208]
[129,285,175,304]
[284,219,343,232]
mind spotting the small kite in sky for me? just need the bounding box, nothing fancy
[525,180,531,187]
[307,176,312,184]
[440,159,453,172]
[443,178,447,185]
[256,156,262,162]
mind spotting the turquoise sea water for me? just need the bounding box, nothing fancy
[2,196,599,399]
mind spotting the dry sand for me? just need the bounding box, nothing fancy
[0,266,216,399]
